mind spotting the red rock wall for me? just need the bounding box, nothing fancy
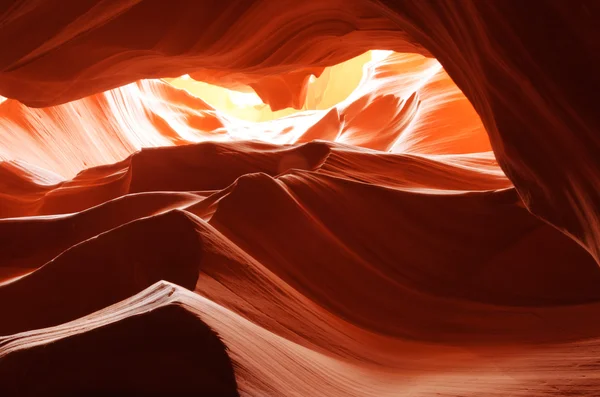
[1,0,596,261]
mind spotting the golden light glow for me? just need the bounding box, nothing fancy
[163,50,379,122]
[1,50,490,180]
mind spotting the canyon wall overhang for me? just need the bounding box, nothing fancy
[0,0,598,262]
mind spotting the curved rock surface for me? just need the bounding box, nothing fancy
[2,0,596,262]
[1,1,599,396]
[1,141,600,395]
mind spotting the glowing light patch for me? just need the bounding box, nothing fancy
[0,51,491,179]
[370,50,393,63]
[228,89,264,107]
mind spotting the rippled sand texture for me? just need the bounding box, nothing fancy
[1,1,600,396]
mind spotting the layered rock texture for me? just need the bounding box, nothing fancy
[0,1,599,396]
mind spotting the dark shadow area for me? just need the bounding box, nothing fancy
[0,304,239,397]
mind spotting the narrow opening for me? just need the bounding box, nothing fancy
[0,50,496,180]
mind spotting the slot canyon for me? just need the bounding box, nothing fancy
[0,1,599,396]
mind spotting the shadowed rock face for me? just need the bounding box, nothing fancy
[0,304,240,397]
[0,140,600,395]
[0,210,203,336]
